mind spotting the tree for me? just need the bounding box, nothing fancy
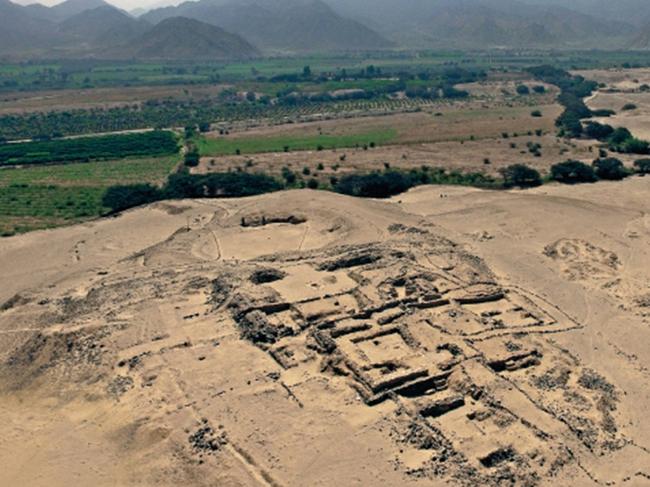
[184,149,200,167]
[634,159,650,174]
[198,122,211,133]
[592,158,629,180]
[334,171,414,198]
[500,164,543,188]
[584,121,614,141]
[609,127,633,145]
[621,138,649,155]
[282,167,297,185]
[302,65,312,79]
[516,85,530,95]
[102,184,162,213]
[550,160,598,184]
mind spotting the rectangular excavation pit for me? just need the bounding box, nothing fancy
[349,327,415,364]
[487,350,542,373]
[479,446,517,468]
[462,297,546,329]
[270,342,315,369]
[295,294,359,323]
[449,285,505,305]
[269,264,358,302]
[393,372,452,398]
[419,395,466,419]
[329,321,373,339]
[366,368,430,395]
[345,358,429,396]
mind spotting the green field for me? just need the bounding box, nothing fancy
[0,155,179,235]
[0,131,179,166]
[196,129,398,156]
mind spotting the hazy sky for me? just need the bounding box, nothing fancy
[14,0,184,10]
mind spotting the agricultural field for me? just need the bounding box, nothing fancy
[0,130,179,166]
[194,96,591,184]
[0,84,230,115]
[2,54,649,236]
[195,129,398,156]
[0,155,179,235]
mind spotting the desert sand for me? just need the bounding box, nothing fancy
[1,179,649,486]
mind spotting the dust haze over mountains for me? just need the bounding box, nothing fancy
[1,0,650,58]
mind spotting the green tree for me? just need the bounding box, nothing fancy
[633,159,650,174]
[102,184,162,213]
[334,171,414,198]
[550,160,598,184]
[516,85,530,95]
[592,158,629,180]
[500,164,543,188]
[184,149,200,167]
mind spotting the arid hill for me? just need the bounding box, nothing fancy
[109,17,261,61]
[142,0,393,52]
[1,181,649,486]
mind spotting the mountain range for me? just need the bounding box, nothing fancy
[324,0,633,49]
[140,0,393,52]
[1,0,649,59]
[0,0,260,59]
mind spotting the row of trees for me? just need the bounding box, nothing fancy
[103,155,649,214]
[584,122,649,155]
[505,158,648,187]
[103,172,282,213]
[528,65,598,138]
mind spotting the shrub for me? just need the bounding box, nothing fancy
[500,164,543,188]
[592,158,629,180]
[102,184,162,213]
[532,85,546,94]
[609,127,633,145]
[516,85,530,95]
[335,171,415,198]
[184,149,200,167]
[634,159,650,174]
[165,173,282,199]
[550,160,598,184]
[591,109,616,117]
[307,178,319,189]
[620,138,649,155]
[584,121,614,141]
[531,110,542,117]
[621,103,637,111]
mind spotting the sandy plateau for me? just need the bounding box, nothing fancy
[1,180,650,486]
